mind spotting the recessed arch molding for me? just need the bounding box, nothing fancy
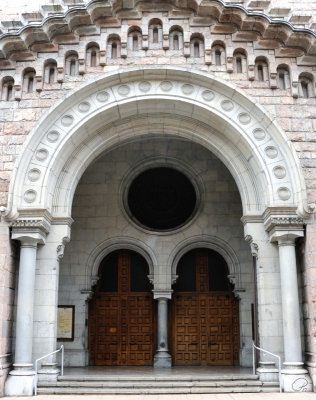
[6,66,309,228]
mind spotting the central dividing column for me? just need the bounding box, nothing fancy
[153,291,172,367]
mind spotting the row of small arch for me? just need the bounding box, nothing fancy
[1,61,314,101]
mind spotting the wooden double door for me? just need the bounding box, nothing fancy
[88,251,155,366]
[172,249,239,366]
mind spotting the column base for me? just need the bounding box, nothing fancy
[4,363,35,396]
[281,362,313,392]
[257,361,279,382]
[154,351,172,368]
[37,362,60,382]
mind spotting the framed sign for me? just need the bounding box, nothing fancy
[57,305,75,341]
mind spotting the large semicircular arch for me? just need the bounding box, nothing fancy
[6,66,308,220]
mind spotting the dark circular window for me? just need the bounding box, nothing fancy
[127,167,197,231]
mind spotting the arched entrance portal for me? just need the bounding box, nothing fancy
[172,249,239,366]
[88,250,155,366]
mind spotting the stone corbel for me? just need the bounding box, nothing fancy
[226,56,233,73]
[80,290,94,302]
[245,234,259,259]
[78,59,85,75]
[270,72,277,89]
[171,274,178,285]
[147,274,154,285]
[56,236,70,262]
[57,66,64,83]
[35,75,42,92]
[13,84,21,101]
[205,49,212,65]
[142,35,148,50]
[121,42,127,58]
[99,49,106,66]
[292,81,299,98]
[248,64,255,81]
[183,41,190,57]
[90,275,99,287]
[163,34,169,50]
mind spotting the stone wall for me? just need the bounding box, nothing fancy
[57,139,256,367]
[0,0,315,393]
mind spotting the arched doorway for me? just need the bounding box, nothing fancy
[172,248,239,366]
[88,250,155,365]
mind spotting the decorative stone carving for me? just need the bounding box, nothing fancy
[96,91,109,102]
[27,169,41,182]
[278,187,291,201]
[273,166,286,179]
[35,149,48,161]
[159,81,173,92]
[221,100,234,111]
[139,81,151,93]
[56,236,70,261]
[23,190,37,203]
[252,128,266,141]
[117,85,130,96]
[78,101,91,113]
[181,84,194,95]
[265,146,278,159]
[11,218,50,233]
[201,90,214,101]
[238,113,251,124]
[61,115,74,127]
[46,131,60,143]
[244,234,259,258]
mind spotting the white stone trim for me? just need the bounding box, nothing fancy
[169,234,242,291]
[84,236,157,290]
[5,67,309,221]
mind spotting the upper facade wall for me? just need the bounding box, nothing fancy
[0,0,316,208]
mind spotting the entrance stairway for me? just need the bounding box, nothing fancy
[37,374,279,394]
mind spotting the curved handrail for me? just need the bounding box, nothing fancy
[252,342,282,392]
[34,345,64,396]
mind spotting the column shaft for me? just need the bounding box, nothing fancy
[278,241,302,363]
[15,241,37,364]
[157,298,168,352]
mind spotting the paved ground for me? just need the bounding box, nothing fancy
[7,394,316,400]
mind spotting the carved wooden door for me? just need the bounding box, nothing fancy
[172,249,239,366]
[89,251,154,366]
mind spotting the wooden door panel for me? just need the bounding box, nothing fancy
[89,251,154,366]
[173,250,240,366]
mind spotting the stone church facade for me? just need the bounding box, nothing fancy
[0,0,316,395]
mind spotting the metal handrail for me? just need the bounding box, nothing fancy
[34,345,64,396]
[252,342,282,392]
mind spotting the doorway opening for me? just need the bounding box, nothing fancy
[88,250,155,365]
[172,248,240,365]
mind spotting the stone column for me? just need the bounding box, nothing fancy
[5,220,47,396]
[153,291,172,367]
[34,222,71,382]
[265,211,312,392]
[278,238,302,364]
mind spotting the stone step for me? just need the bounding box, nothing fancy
[37,386,263,394]
[38,379,262,388]
[57,373,259,382]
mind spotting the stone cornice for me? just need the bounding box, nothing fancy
[10,209,52,243]
[0,0,316,60]
[263,207,304,242]
[263,207,304,233]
